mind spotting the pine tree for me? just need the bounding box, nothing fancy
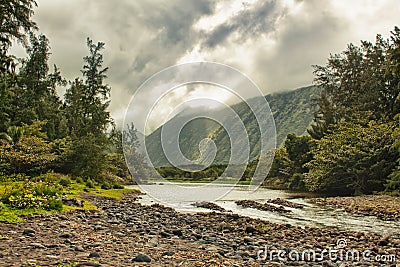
[64,38,112,180]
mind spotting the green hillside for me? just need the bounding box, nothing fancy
[145,86,319,167]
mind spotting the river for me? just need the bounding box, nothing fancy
[126,182,400,238]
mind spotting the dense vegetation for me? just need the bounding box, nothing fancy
[0,0,142,218]
[266,28,400,195]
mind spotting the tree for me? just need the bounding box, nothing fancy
[0,0,37,50]
[15,34,66,139]
[307,90,336,139]
[0,0,37,76]
[312,32,399,126]
[123,123,147,182]
[0,122,55,175]
[284,134,313,174]
[385,27,400,190]
[64,38,112,180]
[305,120,396,194]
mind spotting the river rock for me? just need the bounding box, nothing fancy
[23,229,35,236]
[267,198,304,209]
[377,236,390,246]
[88,252,100,258]
[235,200,290,213]
[132,253,152,262]
[192,201,227,212]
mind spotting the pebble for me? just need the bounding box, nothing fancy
[74,246,85,252]
[132,253,152,262]
[59,233,73,238]
[29,242,46,249]
[23,229,35,236]
[88,252,100,258]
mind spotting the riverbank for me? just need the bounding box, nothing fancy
[1,192,399,266]
[310,195,400,221]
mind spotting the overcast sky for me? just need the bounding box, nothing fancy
[15,0,400,128]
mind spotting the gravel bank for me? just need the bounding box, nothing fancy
[0,193,399,266]
[310,195,400,221]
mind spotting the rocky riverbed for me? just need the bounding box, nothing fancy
[0,193,399,266]
[310,195,400,221]
[235,199,290,213]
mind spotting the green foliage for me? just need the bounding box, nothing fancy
[289,173,305,190]
[265,147,291,181]
[156,164,226,180]
[312,29,400,126]
[85,178,95,189]
[0,202,22,223]
[305,120,397,194]
[307,90,336,139]
[63,38,112,181]
[284,134,314,174]
[105,152,130,180]
[58,176,71,187]
[10,34,66,140]
[263,135,312,190]
[1,179,62,211]
[1,135,55,175]
[68,134,108,180]
[0,0,38,52]
[101,181,111,190]
[385,27,400,191]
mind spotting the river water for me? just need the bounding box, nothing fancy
[126,183,400,237]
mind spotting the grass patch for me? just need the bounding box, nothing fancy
[0,173,141,223]
[87,188,139,200]
[0,203,22,223]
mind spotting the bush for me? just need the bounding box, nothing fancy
[58,176,71,187]
[101,181,111,190]
[112,183,124,189]
[1,179,63,211]
[47,198,63,211]
[85,178,94,188]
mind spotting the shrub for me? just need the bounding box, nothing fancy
[1,180,62,211]
[85,178,94,188]
[101,181,111,190]
[112,183,124,189]
[58,176,71,187]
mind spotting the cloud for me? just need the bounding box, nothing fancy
[203,0,279,48]
[28,0,400,129]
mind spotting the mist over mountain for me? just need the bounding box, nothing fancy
[145,86,319,167]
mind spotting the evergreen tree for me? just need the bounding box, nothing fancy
[64,38,112,180]
[15,34,66,139]
[123,123,147,182]
[386,27,400,190]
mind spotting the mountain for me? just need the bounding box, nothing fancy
[145,85,319,167]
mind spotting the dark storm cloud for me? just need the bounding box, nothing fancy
[203,0,279,48]
[250,0,350,90]
[29,0,400,127]
[127,0,215,76]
